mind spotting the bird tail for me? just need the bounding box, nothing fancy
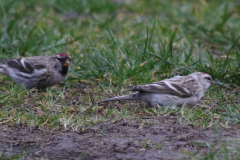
[97,93,138,103]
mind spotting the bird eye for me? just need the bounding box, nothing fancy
[57,58,64,63]
[205,77,211,81]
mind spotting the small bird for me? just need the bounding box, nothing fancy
[98,72,212,107]
[0,53,71,89]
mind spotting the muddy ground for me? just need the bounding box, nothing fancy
[0,114,239,160]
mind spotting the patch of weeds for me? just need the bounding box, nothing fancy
[185,141,240,160]
[179,106,223,128]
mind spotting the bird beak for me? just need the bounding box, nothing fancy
[63,59,70,66]
[211,81,213,86]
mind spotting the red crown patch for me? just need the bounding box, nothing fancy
[58,53,69,57]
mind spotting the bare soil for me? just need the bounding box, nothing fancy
[0,115,239,160]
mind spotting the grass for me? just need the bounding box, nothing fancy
[0,0,240,159]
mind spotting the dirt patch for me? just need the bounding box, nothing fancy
[0,115,239,160]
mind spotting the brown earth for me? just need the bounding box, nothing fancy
[0,114,239,160]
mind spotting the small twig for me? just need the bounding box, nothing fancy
[64,37,69,53]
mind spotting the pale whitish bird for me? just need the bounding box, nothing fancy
[0,53,71,89]
[98,72,212,107]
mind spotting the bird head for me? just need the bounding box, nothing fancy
[53,53,71,75]
[191,72,212,92]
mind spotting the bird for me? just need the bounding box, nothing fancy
[97,72,212,107]
[0,53,71,89]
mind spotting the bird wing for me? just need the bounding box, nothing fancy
[126,76,199,98]
[6,58,47,74]
[6,58,34,74]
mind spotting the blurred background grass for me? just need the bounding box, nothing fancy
[1,0,240,86]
